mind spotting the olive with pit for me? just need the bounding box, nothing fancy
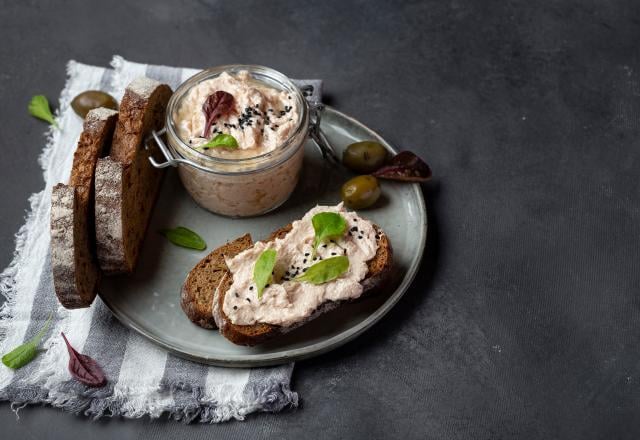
[342,141,388,173]
[341,175,381,209]
[71,90,118,118]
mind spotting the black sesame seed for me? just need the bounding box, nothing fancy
[249,286,254,290]
[358,236,363,239]
[265,284,270,288]
[375,234,380,239]
[255,104,259,108]
[343,248,347,254]
[313,257,318,261]
[331,252,337,256]
[304,253,310,256]
[322,244,327,248]
[303,259,307,264]
[303,268,308,272]
[233,306,238,310]
[234,292,239,298]
[353,218,358,222]
[246,298,251,303]
[350,226,358,232]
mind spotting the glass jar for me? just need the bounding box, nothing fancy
[149,65,310,217]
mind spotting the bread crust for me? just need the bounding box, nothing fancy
[210,224,393,346]
[180,234,253,329]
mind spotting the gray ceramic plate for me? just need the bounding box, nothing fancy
[99,107,426,367]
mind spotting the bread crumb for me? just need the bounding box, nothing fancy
[85,107,118,123]
[128,77,162,99]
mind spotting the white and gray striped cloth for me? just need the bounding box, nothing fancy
[0,56,321,422]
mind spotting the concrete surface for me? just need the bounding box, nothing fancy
[1,1,639,438]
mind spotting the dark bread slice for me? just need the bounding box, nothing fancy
[180,234,253,329]
[212,223,392,346]
[50,108,118,308]
[95,77,172,274]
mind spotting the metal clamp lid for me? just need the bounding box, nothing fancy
[146,128,213,173]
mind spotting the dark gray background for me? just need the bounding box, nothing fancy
[1,0,639,438]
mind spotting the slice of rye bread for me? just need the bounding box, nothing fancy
[50,108,118,308]
[211,223,393,346]
[180,234,253,329]
[94,77,172,274]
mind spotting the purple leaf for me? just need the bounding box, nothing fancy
[202,91,234,138]
[372,151,432,182]
[61,332,106,388]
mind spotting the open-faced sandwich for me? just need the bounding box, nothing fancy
[181,203,392,345]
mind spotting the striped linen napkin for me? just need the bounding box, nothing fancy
[0,56,321,422]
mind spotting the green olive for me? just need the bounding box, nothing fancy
[341,175,381,209]
[71,90,118,118]
[342,141,388,173]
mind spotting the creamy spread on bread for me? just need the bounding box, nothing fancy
[220,203,380,326]
[175,70,299,158]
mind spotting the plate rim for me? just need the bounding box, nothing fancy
[100,106,427,367]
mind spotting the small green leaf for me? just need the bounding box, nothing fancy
[28,95,58,128]
[311,212,347,251]
[295,256,349,285]
[160,227,207,250]
[253,249,277,299]
[199,133,239,150]
[2,313,52,369]
[2,342,38,370]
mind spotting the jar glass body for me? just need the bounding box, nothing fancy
[165,65,309,217]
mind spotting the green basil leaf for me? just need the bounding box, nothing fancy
[28,95,58,128]
[2,342,38,370]
[253,249,277,299]
[2,313,52,369]
[295,256,349,285]
[199,133,239,150]
[311,212,347,251]
[160,227,207,250]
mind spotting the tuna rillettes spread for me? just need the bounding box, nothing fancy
[175,71,299,158]
[219,204,380,326]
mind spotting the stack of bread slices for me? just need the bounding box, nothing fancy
[50,77,172,309]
